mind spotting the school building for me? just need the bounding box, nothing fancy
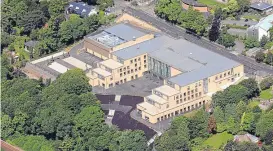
[83,22,245,124]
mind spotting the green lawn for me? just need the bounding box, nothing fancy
[198,0,226,9]
[260,88,273,100]
[203,131,233,149]
[248,100,260,109]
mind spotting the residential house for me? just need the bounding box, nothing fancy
[24,40,39,58]
[247,14,273,41]
[67,2,97,17]
[250,2,273,14]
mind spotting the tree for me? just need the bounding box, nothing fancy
[155,0,182,23]
[60,14,87,45]
[224,0,240,15]
[84,15,101,34]
[264,130,273,145]
[236,101,247,118]
[7,135,55,151]
[207,115,217,134]
[1,113,15,140]
[178,7,208,35]
[212,85,249,109]
[239,78,260,98]
[244,37,260,49]
[155,116,190,151]
[213,106,226,132]
[256,111,273,139]
[48,0,68,18]
[255,51,265,63]
[188,109,210,139]
[237,0,251,13]
[117,130,148,151]
[97,0,113,10]
[218,32,236,48]
[209,8,222,41]
[240,112,255,132]
[260,77,273,90]
[265,52,273,65]
[226,117,240,134]
[260,35,269,48]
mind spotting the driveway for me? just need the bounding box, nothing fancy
[222,19,258,26]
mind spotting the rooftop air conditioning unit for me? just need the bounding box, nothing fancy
[82,9,86,12]
[76,6,79,9]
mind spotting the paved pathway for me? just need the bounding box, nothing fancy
[1,140,23,151]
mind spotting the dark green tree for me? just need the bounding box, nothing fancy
[218,32,235,48]
[255,51,265,63]
[208,8,222,42]
[260,35,269,48]
[239,78,260,98]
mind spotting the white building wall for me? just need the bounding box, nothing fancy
[258,27,270,41]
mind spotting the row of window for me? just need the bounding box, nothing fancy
[130,55,147,64]
[157,101,206,122]
[215,71,232,80]
[175,92,202,104]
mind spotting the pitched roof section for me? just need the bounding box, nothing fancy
[250,2,273,11]
[68,2,96,16]
[250,14,273,31]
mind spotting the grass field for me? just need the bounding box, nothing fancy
[198,0,226,9]
[260,88,273,100]
[203,131,233,149]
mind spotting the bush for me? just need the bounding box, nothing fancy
[255,51,265,63]
[260,77,273,90]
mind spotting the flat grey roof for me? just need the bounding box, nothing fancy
[88,23,147,48]
[104,23,146,41]
[114,35,241,87]
[167,39,241,86]
[250,2,273,11]
[113,36,172,60]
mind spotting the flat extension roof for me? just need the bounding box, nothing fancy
[100,59,123,69]
[154,85,180,96]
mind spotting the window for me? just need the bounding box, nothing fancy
[228,71,230,75]
[110,77,113,81]
[124,78,127,82]
[188,97,190,100]
[176,100,179,104]
[120,73,122,77]
[120,80,123,83]
[199,92,202,96]
[215,76,218,80]
[127,66,129,69]
[176,96,179,99]
[144,55,146,59]
[123,67,126,70]
[180,95,182,98]
[130,60,133,64]
[144,60,146,63]
[220,74,222,78]
[144,65,147,68]
[102,83,105,87]
[199,82,201,86]
[180,99,182,103]
[191,95,194,98]
[135,68,137,72]
[184,98,186,101]
[135,63,137,67]
[224,73,226,77]
[195,88,198,92]
[195,93,198,97]
[134,59,137,62]
[191,90,194,93]
[131,76,134,80]
[139,67,141,70]
[157,118,160,122]
[184,92,186,96]
[127,71,130,74]
[138,58,140,61]
[124,72,126,75]
[166,104,169,108]
[120,68,122,72]
[180,109,183,113]
[135,75,138,78]
[187,91,190,95]
[187,87,190,90]
[109,83,113,87]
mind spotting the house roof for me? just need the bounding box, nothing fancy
[250,2,273,11]
[25,40,39,47]
[68,2,96,16]
[251,14,273,31]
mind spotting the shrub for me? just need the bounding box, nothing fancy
[260,77,273,90]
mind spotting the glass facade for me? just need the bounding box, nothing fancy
[148,57,171,78]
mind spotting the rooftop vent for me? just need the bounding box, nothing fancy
[69,4,73,7]
[83,3,86,6]
[76,6,79,9]
[82,9,86,12]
